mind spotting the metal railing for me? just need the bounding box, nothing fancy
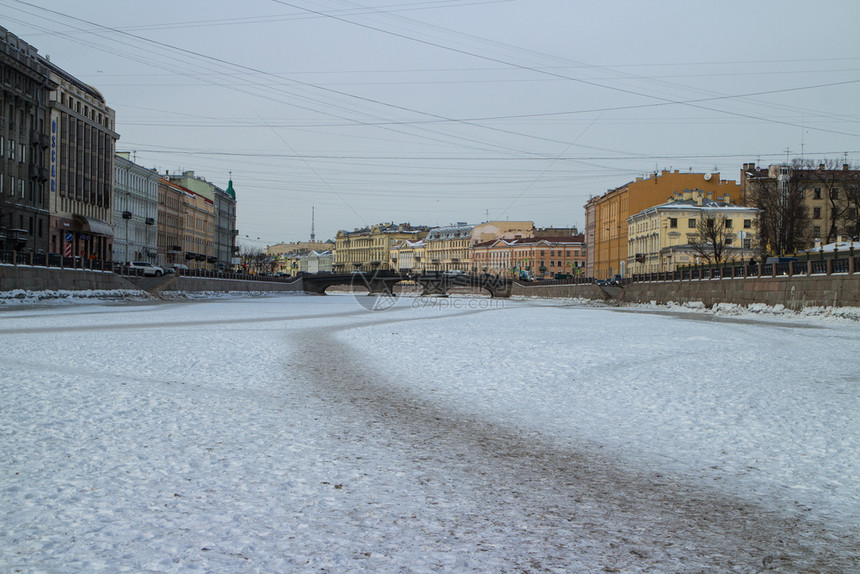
[632,255,858,283]
[1,250,113,271]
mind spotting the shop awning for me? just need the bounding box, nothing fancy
[74,215,114,237]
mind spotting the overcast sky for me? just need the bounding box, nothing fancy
[5,0,860,246]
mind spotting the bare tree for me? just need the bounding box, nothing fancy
[844,173,860,240]
[803,159,852,243]
[689,212,729,264]
[744,161,811,256]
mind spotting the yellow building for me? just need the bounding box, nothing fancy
[333,223,428,272]
[627,190,759,275]
[424,223,474,273]
[584,170,742,279]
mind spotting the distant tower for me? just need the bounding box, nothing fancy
[310,206,316,242]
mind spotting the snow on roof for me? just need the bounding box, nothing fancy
[803,241,860,254]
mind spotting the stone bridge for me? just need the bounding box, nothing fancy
[301,272,513,298]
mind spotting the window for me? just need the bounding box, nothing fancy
[688,218,696,228]
[669,218,678,228]
[725,219,733,228]
[813,226,821,238]
[744,219,752,229]
[830,188,839,199]
[813,207,821,219]
[725,237,733,246]
[813,188,822,199]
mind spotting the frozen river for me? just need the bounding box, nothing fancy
[1,293,858,572]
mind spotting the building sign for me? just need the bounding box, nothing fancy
[50,117,57,193]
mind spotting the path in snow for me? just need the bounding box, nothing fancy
[285,306,858,573]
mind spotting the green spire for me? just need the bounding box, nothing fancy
[226,178,236,200]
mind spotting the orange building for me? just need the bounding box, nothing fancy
[584,170,741,279]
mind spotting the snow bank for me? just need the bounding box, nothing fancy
[0,289,150,306]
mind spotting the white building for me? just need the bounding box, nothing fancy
[113,153,159,264]
[307,250,333,274]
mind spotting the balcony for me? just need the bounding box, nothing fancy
[145,217,155,225]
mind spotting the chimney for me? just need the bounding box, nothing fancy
[819,163,825,170]
[843,164,850,171]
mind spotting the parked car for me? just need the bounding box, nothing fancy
[765,256,798,265]
[608,274,623,286]
[127,261,164,277]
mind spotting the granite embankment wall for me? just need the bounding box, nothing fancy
[153,275,303,293]
[0,265,304,294]
[513,275,860,310]
[0,264,138,292]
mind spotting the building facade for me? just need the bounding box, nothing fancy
[307,250,333,274]
[585,170,742,279]
[471,239,514,277]
[46,57,119,263]
[470,221,534,245]
[157,178,184,267]
[424,223,474,273]
[472,236,586,279]
[741,161,860,251]
[181,187,215,269]
[333,223,428,272]
[510,237,586,279]
[627,190,759,275]
[113,153,158,263]
[266,240,332,257]
[167,171,236,269]
[0,27,54,254]
[390,239,426,274]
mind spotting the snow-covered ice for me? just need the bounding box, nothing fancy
[1,293,857,572]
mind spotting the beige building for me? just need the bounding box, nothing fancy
[471,221,534,245]
[741,161,860,250]
[156,178,215,269]
[390,239,426,274]
[424,223,474,273]
[333,223,428,272]
[181,186,216,269]
[266,240,332,257]
[627,190,759,275]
